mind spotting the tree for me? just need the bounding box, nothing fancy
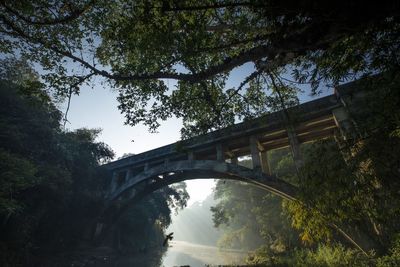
[0,60,189,265]
[211,72,400,256]
[113,182,189,254]
[211,157,299,252]
[285,73,400,254]
[1,0,399,135]
[0,61,116,264]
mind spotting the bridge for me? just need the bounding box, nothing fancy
[101,80,363,218]
[92,79,373,252]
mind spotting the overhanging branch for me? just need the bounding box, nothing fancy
[1,12,334,85]
[1,0,95,26]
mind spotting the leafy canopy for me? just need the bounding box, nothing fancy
[0,59,190,265]
[1,0,399,136]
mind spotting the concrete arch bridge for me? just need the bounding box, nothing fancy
[98,81,361,220]
[95,80,368,250]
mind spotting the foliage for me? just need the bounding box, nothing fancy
[211,156,299,251]
[0,149,37,216]
[211,74,400,263]
[287,244,370,267]
[282,74,400,252]
[1,1,399,135]
[376,234,400,267]
[0,70,114,265]
[0,60,188,266]
[1,1,400,265]
[114,181,188,253]
[246,243,370,267]
[283,200,332,245]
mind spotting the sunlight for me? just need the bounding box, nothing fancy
[185,179,215,206]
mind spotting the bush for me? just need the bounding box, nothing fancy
[246,244,371,267]
[377,235,400,267]
[294,244,370,267]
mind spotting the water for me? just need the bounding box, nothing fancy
[161,240,249,267]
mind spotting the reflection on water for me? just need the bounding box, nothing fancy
[103,248,164,267]
[161,240,249,267]
[82,241,248,267]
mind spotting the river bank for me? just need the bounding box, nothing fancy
[28,241,249,267]
[29,246,164,267]
[161,240,250,267]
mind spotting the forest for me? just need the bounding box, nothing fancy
[0,60,189,266]
[1,0,400,266]
[1,64,399,267]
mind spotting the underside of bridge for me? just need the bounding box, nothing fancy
[94,160,298,240]
[109,160,297,202]
[94,89,357,236]
[102,89,356,208]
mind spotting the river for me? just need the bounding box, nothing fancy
[46,241,249,267]
[161,240,249,267]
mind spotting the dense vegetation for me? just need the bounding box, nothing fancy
[211,154,298,252]
[211,73,400,266]
[0,61,188,266]
[1,1,399,266]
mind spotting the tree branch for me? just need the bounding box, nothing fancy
[62,72,96,128]
[162,2,265,12]
[1,14,292,82]
[190,34,270,54]
[1,0,95,26]
[1,11,334,85]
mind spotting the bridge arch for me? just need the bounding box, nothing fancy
[95,159,298,245]
[108,160,298,204]
[99,92,351,238]
[98,159,370,256]
[104,91,357,213]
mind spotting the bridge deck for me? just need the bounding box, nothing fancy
[105,93,341,172]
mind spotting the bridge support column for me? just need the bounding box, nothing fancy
[110,171,118,193]
[287,126,304,171]
[250,135,261,170]
[164,158,170,168]
[216,143,224,161]
[188,151,195,161]
[188,151,195,167]
[332,107,357,141]
[260,151,271,175]
[231,157,238,164]
[125,169,131,182]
